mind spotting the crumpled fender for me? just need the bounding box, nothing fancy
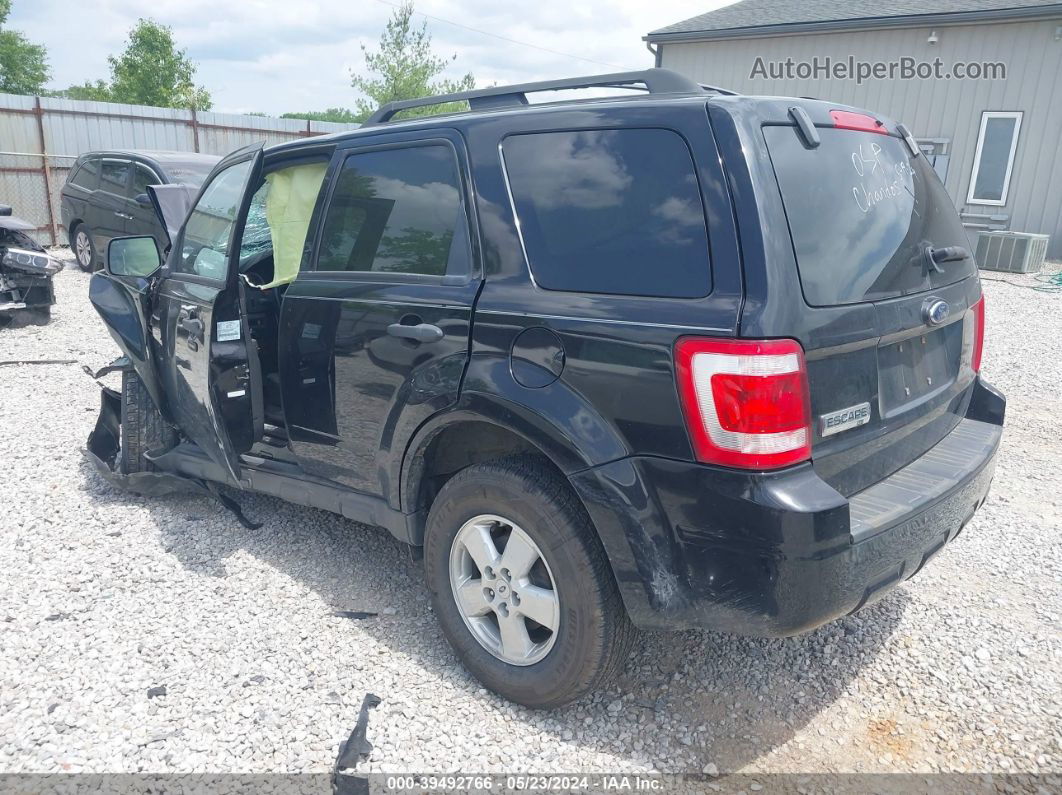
[85,383,209,497]
[84,365,263,530]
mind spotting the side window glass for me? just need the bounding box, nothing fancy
[316,144,467,277]
[70,158,99,189]
[100,159,132,197]
[131,163,161,196]
[502,129,711,298]
[176,159,252,280]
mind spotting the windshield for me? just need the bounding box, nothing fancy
[764,126,975,306]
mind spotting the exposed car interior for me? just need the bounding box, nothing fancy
[236,155,330,430]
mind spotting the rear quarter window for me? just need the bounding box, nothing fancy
[502,128,711,298]
[69,158,99,189]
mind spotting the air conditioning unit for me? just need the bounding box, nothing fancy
[975,231,1050,273]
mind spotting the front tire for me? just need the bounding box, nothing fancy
[120,370,173,474]
[424,456,635,708]
[72,224,96,272]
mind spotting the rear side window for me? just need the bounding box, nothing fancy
[70,158,99,189]
[316,144,468,277]
[764,126,975,306]
[502,129,710,298]
[100,159,131,196]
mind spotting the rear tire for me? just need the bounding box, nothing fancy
[72,224,96,272]
[423,456,636,708]
[120,370,173,474]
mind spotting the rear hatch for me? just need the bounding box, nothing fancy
[761,111,982,496]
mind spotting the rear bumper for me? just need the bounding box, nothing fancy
[572,376,1004,635]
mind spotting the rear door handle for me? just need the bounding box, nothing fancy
[387,322,444,343]
[114,211,133,220]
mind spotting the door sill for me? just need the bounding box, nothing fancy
[151,442,419,544]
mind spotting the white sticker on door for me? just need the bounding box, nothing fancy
[216,320,241,342]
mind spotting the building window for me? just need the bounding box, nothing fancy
[967,111,1022,206]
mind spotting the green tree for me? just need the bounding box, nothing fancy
[106,19,211,110]
[48,80,111,101]
[281,107,360,123]
[0,0,50,95]
[350,1,474,122]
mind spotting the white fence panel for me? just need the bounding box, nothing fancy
[0,93,360,245]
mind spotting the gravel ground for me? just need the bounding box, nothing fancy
[0,258,1059,777]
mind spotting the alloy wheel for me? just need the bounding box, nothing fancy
[75,230,92,270]
[448,514,560,666]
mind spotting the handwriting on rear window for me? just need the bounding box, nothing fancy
[851,142,915,214]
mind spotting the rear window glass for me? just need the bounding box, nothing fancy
[502,129,711,298]
[764,126,975,306]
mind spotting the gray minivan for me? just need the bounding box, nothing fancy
[60,150,219,271]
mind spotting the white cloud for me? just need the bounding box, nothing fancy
[9,0,733,114]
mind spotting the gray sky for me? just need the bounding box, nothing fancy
[11,0,731,115]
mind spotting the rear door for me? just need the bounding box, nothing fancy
[759,116,982,495]
[151,145,264,481]
[93,158,135,253]
[278,131,480,496]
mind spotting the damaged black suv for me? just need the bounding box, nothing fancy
[88,69,1005,708]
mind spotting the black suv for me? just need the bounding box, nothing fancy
[86,69,1004,708]
[61,150,219,272]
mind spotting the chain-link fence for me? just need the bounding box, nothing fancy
[0,150,76,245]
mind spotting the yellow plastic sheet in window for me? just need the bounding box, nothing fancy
[258,162,328,289]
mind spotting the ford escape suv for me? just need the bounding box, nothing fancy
[85,69,1004,708]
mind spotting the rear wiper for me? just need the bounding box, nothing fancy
[923,245,970,274]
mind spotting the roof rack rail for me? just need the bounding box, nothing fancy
[362,68,704,126]
[699,83,738,96]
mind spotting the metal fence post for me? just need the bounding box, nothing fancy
[33,96,59,246]
[190,108,201,152]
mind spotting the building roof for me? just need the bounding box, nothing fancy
[647,0,1062,41]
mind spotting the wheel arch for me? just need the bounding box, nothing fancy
[398,388,623,532]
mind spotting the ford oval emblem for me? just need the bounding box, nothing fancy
[923,299,950,326]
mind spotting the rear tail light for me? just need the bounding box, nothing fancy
[971,295,986,372]
[674,337,812,470]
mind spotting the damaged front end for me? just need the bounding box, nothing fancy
[84,359,208,498]
[0,206,62,323]
[85,359,262,529]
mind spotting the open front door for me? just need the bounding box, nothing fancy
[152,144,264,482]
[87,185,200,413]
